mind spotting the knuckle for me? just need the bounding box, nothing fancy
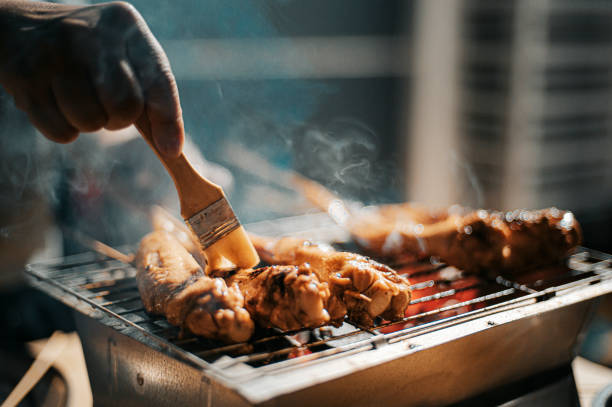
[144,66,177,97]
[105,2,141,23]
[57,16,97,50]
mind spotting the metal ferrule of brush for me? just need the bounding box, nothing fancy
[186,198,240,249]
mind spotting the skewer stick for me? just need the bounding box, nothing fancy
[290,175,353,227]
[63,228,134,264]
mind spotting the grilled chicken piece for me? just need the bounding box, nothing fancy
[349,205,582,274]
[250,236,411,327]
[225,265,331,331]
[150,205,208,269]
[136,231,254,343]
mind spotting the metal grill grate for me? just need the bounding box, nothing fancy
[25,245,612,377]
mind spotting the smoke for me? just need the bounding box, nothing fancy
[0,91,57,209]
[450,150,484,209]
[335,158,371,184]
[293,117,392,204]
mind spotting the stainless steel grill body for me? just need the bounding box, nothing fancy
[70,288,599,407]
[25,219,612,406]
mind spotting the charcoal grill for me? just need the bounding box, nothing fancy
[25,214,612,406]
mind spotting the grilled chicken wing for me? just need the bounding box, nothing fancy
[150,205,208,268]
[225,265,331,331]
[136,231,254,343]
[250,236,411,327]
[349,205,582,273]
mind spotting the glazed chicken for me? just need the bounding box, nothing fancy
[225,264,331,331]
[137,228,331,339]
[294,176,582,274]
[135,231,255,343]
[150,205,208,268]
[250,235,411,327]
[348,205,582,274]
[145,206,408,330]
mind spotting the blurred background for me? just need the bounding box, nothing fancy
[2,0,612,403]
[6,0,612,256]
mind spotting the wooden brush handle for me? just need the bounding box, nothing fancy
[137,126,224,219]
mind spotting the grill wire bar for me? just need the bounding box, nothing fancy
[25,247,612,379]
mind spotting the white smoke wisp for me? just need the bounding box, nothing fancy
[296,118,382,202]
[450,150,484,209]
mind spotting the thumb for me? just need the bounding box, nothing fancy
[136,110,184,158]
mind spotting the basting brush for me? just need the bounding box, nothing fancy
[138,129,259,272]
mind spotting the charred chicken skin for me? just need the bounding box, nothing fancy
[348,205,582,274]
[250,235,411,327]
[225,265,331,331]
[136,231,255,343]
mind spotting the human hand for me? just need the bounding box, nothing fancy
[0,1,184,157]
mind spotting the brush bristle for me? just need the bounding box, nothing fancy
[203,226,260,271]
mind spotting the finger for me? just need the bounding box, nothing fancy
[127,20,184,157]
[52,74,108,132]
[24,89,78,143]
[141,69,184,158]
[92,56,144,130]
[135,108,184,158]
